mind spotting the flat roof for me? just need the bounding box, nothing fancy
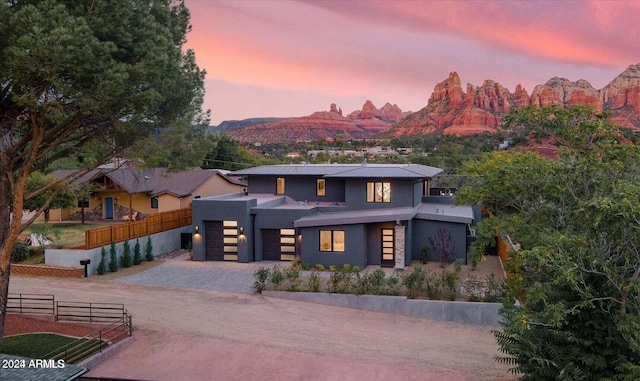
[232,164,442,179]
[415,203,474,224]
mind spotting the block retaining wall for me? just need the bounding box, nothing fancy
[10,263,84,278]
[262,291,501,326]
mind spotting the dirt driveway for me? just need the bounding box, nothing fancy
[8,267,514,381]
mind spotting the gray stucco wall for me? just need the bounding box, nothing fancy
[248,175,345,202]
[365,221,398,266]
[343,178,415,211]
[412,220,467,264]
[45,226,191,275]
[192,197,256,262]
[300,224,367,268]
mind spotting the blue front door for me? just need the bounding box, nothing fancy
[105,197,114,219]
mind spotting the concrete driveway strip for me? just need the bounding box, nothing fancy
[8,261,514,381]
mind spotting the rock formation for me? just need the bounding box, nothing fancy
[387,63,640,137]
[223,63,640,142]
[227,102,401,143]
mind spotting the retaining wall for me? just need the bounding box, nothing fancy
[262,291,500,326]
[10,264,84,278]
[45,226,191,275]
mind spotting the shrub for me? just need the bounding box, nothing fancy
[483,273,505,302]
[252,267,270,294]
[384,270,402,296]
[440,269,460,301]
[121,240,132,268]
[314,264,325,272]
[145,236,154,261]
[10,242,29,262]
[284,266,301,291]
[307,271,321,292]
[419,245,430,264]
[429,228,456,267]
[96,247,107,275]
[301,263,311,271]
[402,265,427,299]
[28,246,44,258]
[354,268,385,295]
[270,266,284,291]
[108,242,118,272]
[133,239,143,265]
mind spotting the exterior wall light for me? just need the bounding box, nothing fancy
[194,225,199,235]
[239,227,244,235]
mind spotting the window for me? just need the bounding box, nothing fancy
[320,230,345,252]
[316,179,326,196]
[366,182,391,203]
[280,228,296,261]
[276,177,285,195]
[150,197,159,209]
[77,197,89,208]
[223,220,238,261]
[382,229,394,262]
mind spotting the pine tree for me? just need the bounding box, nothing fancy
[108,242,118,272]
[121,240,132,268]
[96,247,106,275]
[145,236,154,261]
[133,239,142,265]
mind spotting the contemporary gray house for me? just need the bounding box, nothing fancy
[191,164,477,269]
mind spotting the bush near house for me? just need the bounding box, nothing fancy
[252,262,504,302]
[145,236,154,261]
[108,242,118,272]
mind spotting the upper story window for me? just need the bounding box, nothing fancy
[150,196,159,209]
[366,182,391,203]
[317,179,326,196]
[276,177,285,195]
[320,230,345,252]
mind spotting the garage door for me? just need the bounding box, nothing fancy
[262,229,281,261]
[205,221,224,261]
[262,229,296,261]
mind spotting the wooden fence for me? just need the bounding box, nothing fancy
[85,207,192,249]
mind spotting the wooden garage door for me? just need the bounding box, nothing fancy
[204,221,224,261]
[262,229,296,261]
[262,229,281,261]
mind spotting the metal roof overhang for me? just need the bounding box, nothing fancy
[294,207,417,228]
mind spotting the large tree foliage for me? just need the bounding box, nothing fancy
[0,0,207,342]
[23,172,75,223]
[457,105,640,379]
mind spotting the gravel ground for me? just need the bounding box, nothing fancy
[6,257,515,381]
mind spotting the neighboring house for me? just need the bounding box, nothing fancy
[43,167,246,221]
[192,164,479,268]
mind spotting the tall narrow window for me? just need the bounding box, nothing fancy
[223,220,238,261]
[276,177,285,195]
[280,228,296,261]
[317,179,326,196]
[150,197,159,209]
[319,230,345,252]
[366,182,391,203]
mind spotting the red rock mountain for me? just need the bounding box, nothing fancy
[387,63,640,137]
[227,101,403,143]
[224,64,640,142]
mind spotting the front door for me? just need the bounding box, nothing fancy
[105,197,114,219]
[204,221,224,261]
[381,228,394,267]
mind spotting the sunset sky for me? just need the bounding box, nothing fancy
[184,0,640,125]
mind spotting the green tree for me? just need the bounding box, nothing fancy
[108,243,119,273]
[145,236,154,261]
[457,105,640,380]
[96,247,107,275]
[0,0,207,342]
[121,240,132,268]
[133,239,143,265]
[22,172,75,223]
